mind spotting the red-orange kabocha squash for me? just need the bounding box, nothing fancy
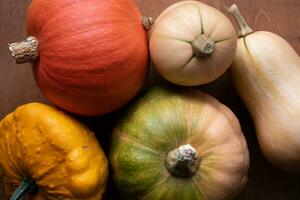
[9,0,150,116]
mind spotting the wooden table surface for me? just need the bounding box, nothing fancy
[0,0,300,199]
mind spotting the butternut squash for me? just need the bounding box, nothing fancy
[228,4,300,173]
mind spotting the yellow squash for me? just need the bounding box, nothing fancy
[0,103,108,199]
[228,5,300,173]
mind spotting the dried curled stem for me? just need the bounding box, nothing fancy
[8,36,39,64]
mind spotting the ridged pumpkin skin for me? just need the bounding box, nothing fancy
[110,86,249,200]
[27,0,149,116]
[231,32,300,173]
[149,1,237,86]
[0,103,108,199]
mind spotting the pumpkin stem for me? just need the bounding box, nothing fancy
[10,177,38,200]
[192,34,215,57]
[8,36,39,64]
[227,4,254,37]
[142,16,154,30]
[166,144,200,177]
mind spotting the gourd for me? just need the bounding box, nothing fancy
[0,103,108,199]
[9,0,150,116]
[228,4,300,173]
[110,86,249,200]
[149,1,237,86]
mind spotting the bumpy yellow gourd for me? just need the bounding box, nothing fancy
[0,103,108,200]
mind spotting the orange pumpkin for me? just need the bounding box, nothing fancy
[9,0,149,116]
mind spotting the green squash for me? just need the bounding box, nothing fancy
[110,86,249,200]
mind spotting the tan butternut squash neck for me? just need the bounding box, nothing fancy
[8,36,39,64]
[192,34,215,57]
[166,144,200,177]
[227,4,254,37]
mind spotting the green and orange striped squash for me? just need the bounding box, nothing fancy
[110,86,249,200]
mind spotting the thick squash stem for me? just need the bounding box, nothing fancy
[10,178,38,200]
[142,16,154,30]
[8,36,39,64]
[166,144,200,177]
[227,4,254,37]
[192,34,215,57]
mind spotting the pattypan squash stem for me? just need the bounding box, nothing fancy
[10,177,38,200]
[227,4,254,37]
[8,36,39,64]
[192,34,215,57]
[166,144,200,177]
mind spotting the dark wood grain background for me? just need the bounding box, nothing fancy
[0,0,300,199]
